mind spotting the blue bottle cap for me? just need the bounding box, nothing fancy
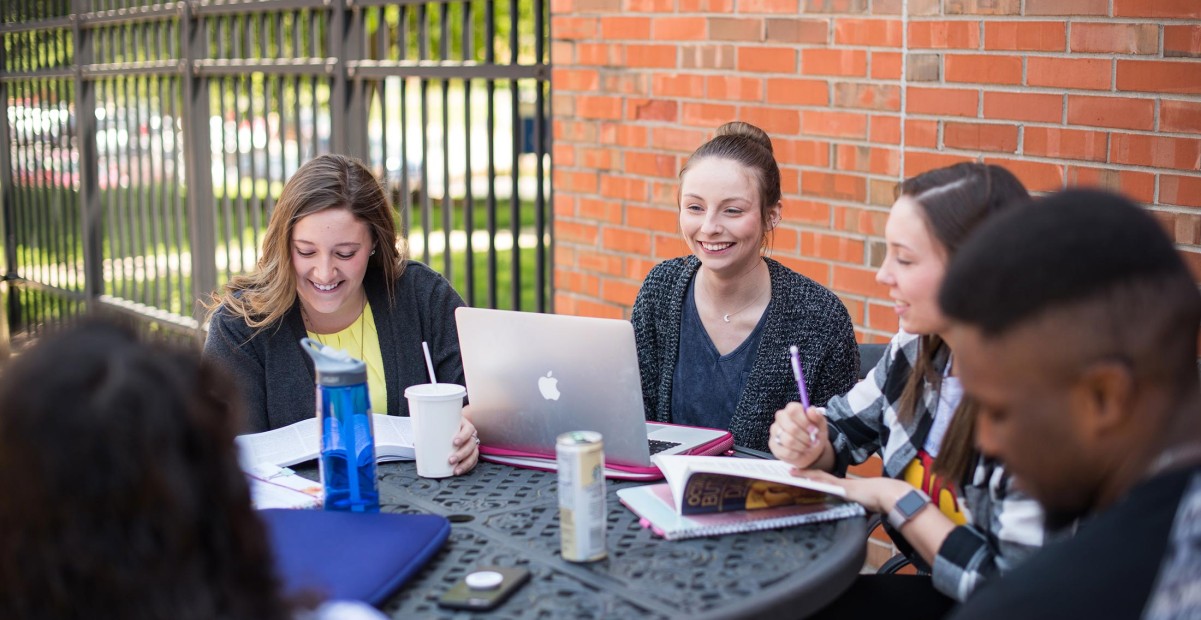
[300,337,368,386]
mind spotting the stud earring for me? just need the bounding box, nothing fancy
[371,249,376,256]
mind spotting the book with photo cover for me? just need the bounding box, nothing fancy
[616,454,865,540]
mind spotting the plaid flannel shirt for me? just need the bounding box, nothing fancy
[824,330,1047,602]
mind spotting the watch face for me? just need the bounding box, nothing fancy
[897,491,928,517]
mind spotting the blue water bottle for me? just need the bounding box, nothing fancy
[301,338,380,513]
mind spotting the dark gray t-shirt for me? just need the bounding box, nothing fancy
[670,276,769,430]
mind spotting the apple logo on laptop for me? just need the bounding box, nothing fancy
[538,371,561,401]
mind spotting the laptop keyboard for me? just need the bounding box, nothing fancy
[648,439,682,455]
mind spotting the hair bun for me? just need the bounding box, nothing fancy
[715,121,773,154]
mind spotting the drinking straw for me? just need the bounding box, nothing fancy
[422,341,438,383]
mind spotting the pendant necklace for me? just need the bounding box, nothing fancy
[701,264,769,323]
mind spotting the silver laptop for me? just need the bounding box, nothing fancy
[455,307,729,468]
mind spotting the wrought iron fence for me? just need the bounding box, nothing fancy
[0,0,551,352]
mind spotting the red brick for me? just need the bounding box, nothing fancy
[682,45,737,70]
[1161,100,1201,134]
[870,115,902,145]
[1025,0,1106,14]
[601,227,653,254]
[571,298,624,319]
[944,0,1019,14]
[1168,212,1201,245]
[803,0,868,12]
[872,0,902,14]
[600,277,641,306]
[577,96,623,120]
[653,18,708,41]
[554,144,577,167]
[833,265,888,298]
[906,119,938,148]
[626,152,678,179]
[679,0,732,10]
[557,221,601,245]
[740,0,801,13]
[766,18,829,44]
[556,119,598,143]
[982,157,1065,192]
[908,21,980,49]
[576,43,623,66]
[1066,166,1156,203]
[624,0,673,10]
[802,49,868,77]
[738,106,801,135]
[551,41,574,65]
[1117,60,1201,95]
[554,68,599,92]
[774,138,831,167]
[578,197,622,222]
[1023,127,1108,162]
[766,78,829,106]
[983,21,1065,51]
[601,73,650,96]
[606,123,649,148]
[834,18,903,47]
[903,150,974,178]
[801,231,865,264]
[1071,23,1159,55]
[833,83,901,112]
[943,121,1019,153]
[710,18,764,42]
[551,0,574,13]
[578,249,625,277]
[866,301,902,333]
[557,170,600,193]
[681,102,738,127]
[776,256,830,284]
[625,44,678,68]
[581,146,615,169]
[802,171,867,202]
[1067,95,1155,131]
[577,0,622,11]
[1114,0,1201,18]
[600,17,651,40]
[983,91,1062,123]
[1165,26,1201,59]
[1027,57,1112,90]
[706,75,764,101]
[651,126,708,153]
[627,204,679,233]
[944,54,1023,85]
[738,47,798,73]
[789,200,833,227]
[600,175,649,201]
[872,51,903,80]
[652,73,705,98]
[560,271,601,296]
[908,87,978,117]
[802,110,868,139]
[553,17,597,40]
[1160,175,1201,208]
[630,99,678,122]
[1109,134,1201,171]
[652,234,690,260]
[835,144,901,176]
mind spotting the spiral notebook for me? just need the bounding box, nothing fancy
[617,483,865,540]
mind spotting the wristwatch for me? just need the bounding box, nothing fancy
[887,489,931,530]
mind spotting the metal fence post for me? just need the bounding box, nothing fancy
[0,16,11,357]
[181,1,216,332]
[72,0,101,309]
[331,0,367,159]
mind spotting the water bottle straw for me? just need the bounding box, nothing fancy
[422,341,438,383]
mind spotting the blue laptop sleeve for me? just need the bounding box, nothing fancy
[260,509,451,606]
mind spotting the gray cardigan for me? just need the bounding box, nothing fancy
[631,256,859,452]
[204,261,466,432]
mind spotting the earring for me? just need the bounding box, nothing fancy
[371,249,376,256]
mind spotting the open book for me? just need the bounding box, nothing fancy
[236,414,416,468]
[616,455,864,540]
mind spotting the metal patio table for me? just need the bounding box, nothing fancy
[357,452,867,620]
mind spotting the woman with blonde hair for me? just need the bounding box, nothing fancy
[206,154,478,475]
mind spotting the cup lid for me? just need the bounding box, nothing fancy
[404,383,466,401]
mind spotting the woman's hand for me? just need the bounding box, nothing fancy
[448,416,480,476]
[790,469,915,515]
[770,403,830,470]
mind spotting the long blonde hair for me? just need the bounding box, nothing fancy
[207,154,406,330]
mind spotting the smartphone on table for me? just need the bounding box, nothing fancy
[437,566,531,611]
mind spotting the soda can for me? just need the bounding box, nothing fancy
[556,430,607,562]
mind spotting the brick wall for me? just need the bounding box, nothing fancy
[551,0,1201,345]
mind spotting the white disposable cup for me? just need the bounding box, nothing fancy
[404,383,467,478]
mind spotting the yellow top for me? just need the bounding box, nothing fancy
[306,303,387,414]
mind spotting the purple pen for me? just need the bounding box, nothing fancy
[789,345,819,446]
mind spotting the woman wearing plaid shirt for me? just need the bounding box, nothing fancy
[771,163,1048,618]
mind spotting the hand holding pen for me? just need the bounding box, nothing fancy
[789,345,818,446]
[770,346,830,469]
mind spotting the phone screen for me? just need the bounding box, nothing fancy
[437,566,531,611]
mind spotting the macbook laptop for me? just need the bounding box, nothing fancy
[455,307,732,476]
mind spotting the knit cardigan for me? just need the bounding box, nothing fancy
[631,255,859,451]
[204,261,466,433]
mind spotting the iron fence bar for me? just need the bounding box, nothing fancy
[193,58,336,76]
[461,0,474,306]
[348,62,544,80]
[191,0,330,18]
[182,0,216,329]
[75,4,176,29]
[75,0,101,304]
[0,17,73,35]
[0,68,74,81]
[536,0,547,311]
[10,277,88,301]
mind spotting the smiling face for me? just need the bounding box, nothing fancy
[291,207,374,331]
[678,157,779,277]
[876,196,950,335]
